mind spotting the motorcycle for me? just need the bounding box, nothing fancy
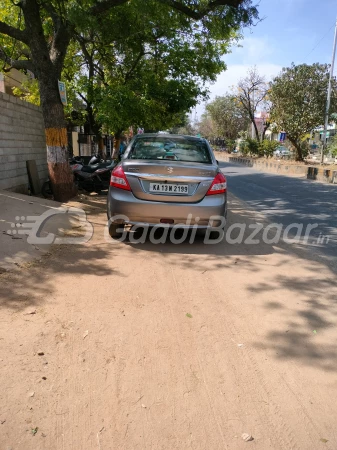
[41,158,117,198]
[72,160,116,193]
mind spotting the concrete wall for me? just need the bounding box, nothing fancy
[0,91,47,194]
[215,153,337,184]
[307,166,337,184]
[216,153,307,176]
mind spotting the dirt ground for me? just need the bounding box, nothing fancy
[1,193,337,450]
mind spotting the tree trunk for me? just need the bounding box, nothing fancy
[22,0,75,202]
[288,136,304,161]
[253,120,260,142]
[112,130,123,159]
[38,75,76,201]
[262,123,270,141]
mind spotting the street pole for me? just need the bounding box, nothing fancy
[321,17,337,164]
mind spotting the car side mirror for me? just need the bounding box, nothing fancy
[216,159,219,165]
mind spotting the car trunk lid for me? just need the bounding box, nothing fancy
[122,160,217,203]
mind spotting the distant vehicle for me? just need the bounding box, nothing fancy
[306,147,320,160]
[273,146,291,158]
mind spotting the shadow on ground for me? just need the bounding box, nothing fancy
[0,194,118,312]
[1,190,337,373]
[214,162,337,372]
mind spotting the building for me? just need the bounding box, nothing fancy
[0,68,31,96]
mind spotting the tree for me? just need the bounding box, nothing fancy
[269,63,337,161]
[236,67,270,142]
[197,112,217,139]
[170,114,196,135]
[0,0,258,200]
[206,94,249,140]
[66,0,259,153]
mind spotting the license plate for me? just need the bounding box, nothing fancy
[149,183,188,194]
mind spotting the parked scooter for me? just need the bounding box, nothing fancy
[69,154,113,172]
[72,160,116,193]
[41,158,117,198]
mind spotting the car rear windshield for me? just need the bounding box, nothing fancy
[127,136,212,164]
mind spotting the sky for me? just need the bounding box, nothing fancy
[193,0,337,120]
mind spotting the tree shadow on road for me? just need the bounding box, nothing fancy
[0,244,122,313]
[0,194,120,313]
[247,264,337,371]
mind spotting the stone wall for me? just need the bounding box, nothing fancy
[0,91,47,194]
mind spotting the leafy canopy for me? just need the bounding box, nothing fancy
[269,63,337,159]
[0,0,259,135]
[206,94,249,140]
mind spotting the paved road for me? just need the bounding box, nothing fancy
[220,161,337,265]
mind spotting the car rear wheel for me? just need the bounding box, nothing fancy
[108,223,125,238]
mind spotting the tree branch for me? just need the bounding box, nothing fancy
[41,2,62,31]
[209,0,245,8]
[77,90,89,105]
[157,0,244,20]
[89,0,129,16]
[124,49,145,84]
[0,20,29,45]
[0,48,35,72]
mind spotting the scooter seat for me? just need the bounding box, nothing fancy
[81,163,110,173]
[81,165,99,173]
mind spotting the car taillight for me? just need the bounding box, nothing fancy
[206,172,227,195]
[110,165,131,191]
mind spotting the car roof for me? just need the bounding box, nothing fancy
[133,133,207,143]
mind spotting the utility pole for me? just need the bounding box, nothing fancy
[321,17,337,164]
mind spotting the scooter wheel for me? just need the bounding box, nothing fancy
[41,181,53,199]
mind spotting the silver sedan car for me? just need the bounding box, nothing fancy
[107,134,227,238]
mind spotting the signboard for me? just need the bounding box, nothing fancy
[320,131,330,140]
[58,80,67,106]
[279,132,286,142]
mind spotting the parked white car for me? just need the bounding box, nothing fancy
[273,146,291,158]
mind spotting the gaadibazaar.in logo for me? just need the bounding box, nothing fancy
[7,209,328,246]
[105,214,324,245]
[6,207,93,245]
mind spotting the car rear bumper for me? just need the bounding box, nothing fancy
[107,187,227,227]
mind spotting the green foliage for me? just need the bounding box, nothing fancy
[239,140,248,155]
[239,138,278,157]
[226,138,236,151]
[270,63,337,160]
[245,138,260,155]
[12,76,40,105]
[71,0,236,135]
[259,139,279,158]
[0,0,25,64]
[206,94,249,139]
[328,134,337,157]
[0,0,260,137]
